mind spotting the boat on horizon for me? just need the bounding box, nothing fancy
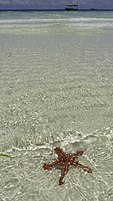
[65,4,78,11]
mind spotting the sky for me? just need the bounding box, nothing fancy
[0,0,113,10]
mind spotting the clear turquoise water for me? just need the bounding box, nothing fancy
[0,11,113,201]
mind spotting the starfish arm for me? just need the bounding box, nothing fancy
[43,163,54,170]
[74,150,84,157]
[77,163,92,173]
[43,160,60,170]
[54,147,66,160]
[59,164,69,185]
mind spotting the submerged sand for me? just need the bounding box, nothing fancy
[0,14,113,200]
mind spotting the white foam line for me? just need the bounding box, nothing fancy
[0,17,113,24]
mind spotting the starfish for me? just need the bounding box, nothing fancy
[43,147,92,185]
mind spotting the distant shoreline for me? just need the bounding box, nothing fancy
[0,9,113,12]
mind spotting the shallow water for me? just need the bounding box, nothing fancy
[0,11,113,201]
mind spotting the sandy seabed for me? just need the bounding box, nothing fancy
[0,23,113,200]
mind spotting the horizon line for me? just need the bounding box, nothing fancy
[0,9,113,11]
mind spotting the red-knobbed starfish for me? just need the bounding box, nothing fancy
[43,147,92,185]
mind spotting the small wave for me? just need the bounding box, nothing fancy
[0,17,113,30]
[0,17,113,24]
[68,22,113,28]
[1,127,112,152]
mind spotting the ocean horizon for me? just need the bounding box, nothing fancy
[0,9,113,11]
